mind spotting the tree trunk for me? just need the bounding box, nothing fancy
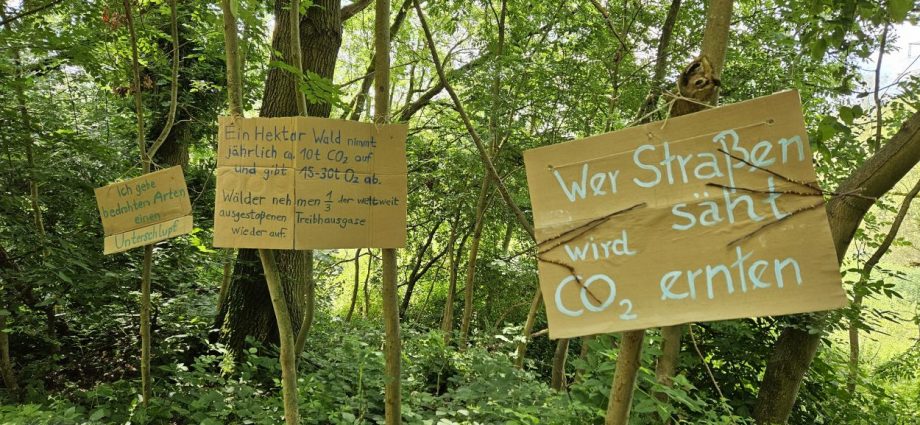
[217,0,342,354]
[364,251,374,317]
[574,335,593,383]
[376,0,401,421]
[754,109,920,424]
[459,176,490,346]
[0,315,18,394]
[260,250,300,425]
[514,286,542,368]
[440,225,459,343]
[346,249,363,322]
[605,331,644,425]
[551,337,569,390]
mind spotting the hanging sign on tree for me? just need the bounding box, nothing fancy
[523,90,846,339]
[213,116,408,249]
[95,166,193,255]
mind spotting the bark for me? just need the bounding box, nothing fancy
[400,220,446,317]
[346,249,363,322]
[259,250,300,425]
[605,331,644,425]
[872,23,889,152]
[364,251,374,317]
[293,250,315,355]
[440,225,458,340]
[514,286,543,368]
[376,0,401,421]
[551,337,569,390]
[754,109,920,424]
[218,0,342,354]
[459,176,490,346]
[635,0,682,120]
[343,0,412,121]
[0,315,17,394]
[847,178,920,394]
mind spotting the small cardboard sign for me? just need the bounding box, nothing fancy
[95,166,193,254]
[213,116,408,249]
[523,90,846,339]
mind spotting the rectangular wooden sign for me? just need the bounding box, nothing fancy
[95,166,193,254]
[523,90,846,339]
[213,116,408,249]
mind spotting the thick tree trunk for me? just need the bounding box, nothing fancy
[217,0,342,354]
[754,109,920,424]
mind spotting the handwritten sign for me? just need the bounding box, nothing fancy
[214,116,408,249]
[523,90,846,339]
[95,166,193,254]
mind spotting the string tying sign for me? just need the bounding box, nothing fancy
[523,90,846,339]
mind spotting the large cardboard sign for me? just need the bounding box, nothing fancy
[95,166,193,254]
[523,90,846,339]
[214,116,408,249]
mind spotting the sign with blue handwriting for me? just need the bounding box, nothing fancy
[95,166,193,255]
[214,116,408,249]
[523,90,846,339]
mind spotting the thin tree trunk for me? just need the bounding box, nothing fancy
[364,251,374,317]
[260,250,300,425]
[216,250,235,314]
[376,0,401,421]
[0,315,18,394]
[514,286,542,368]
[872,23,889,152]
[551,337,569,390]
[441,225,459,343]
[605,331,644,425]
[574,335,593,383]
[347,249,363,322]
[459,176,490,346]
[0,6,44,242]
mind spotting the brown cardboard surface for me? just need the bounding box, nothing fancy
[95,166,191,236]
[215,116,407,249]
[104,215,194,254]
[213,166,295,249]
[523,90,846,339]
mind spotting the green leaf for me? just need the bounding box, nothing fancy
[57,271,73,284]
[229,0,240,19]
[889,0,912,21]
[89,408,107,421]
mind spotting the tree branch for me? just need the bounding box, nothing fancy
[0,0,63,26]
[413,0,535,239]
[341,0,373,22]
